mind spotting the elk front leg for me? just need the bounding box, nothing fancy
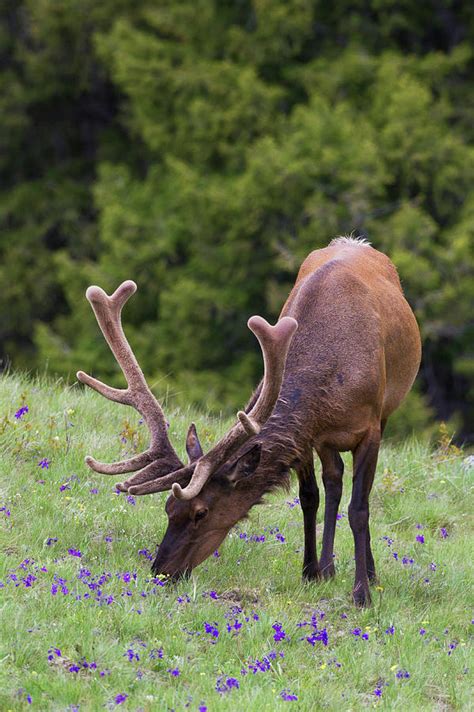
[348,430,380,607]
[318,448,344,579]
[297,453,320,581]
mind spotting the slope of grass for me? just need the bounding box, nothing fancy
[0,373,472,711]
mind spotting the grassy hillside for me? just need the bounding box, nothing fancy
[0,373,472,710]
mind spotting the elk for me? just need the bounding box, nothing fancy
[77,237,421,606]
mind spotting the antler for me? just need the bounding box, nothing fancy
[77,281,183,476]
[127,314,298,498]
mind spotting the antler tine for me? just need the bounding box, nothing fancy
[77,280,182,475]
[172,315,298,500]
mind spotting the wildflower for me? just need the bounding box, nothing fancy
[373,688,383,697]
[204,622,219,639]
[149,648,163,660]
[272,622,287,642]
[15,405,29,419]
[448,641,458,656]
[68,548,82,558]
[199,707,207,712]
[38,458,51,469]
[138,548,153,560]
[213,550,220,558]
[126,495,136,506]
[47,647,62,661]
[351,628,362,637]
[90,488,98,494]
[440,527,448,539]
[168,668,180,676]
[416,534,425,544]
[280,690,298,701]
[59,484,71,492]
[114,694,128,704]
[395,669,410,679]
[306,628,328,646]
[226,619,242,633]
[125,648,140,662]
[216,676,240,694]
[419,628,426,635]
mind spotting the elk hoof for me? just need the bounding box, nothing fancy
[353,583,372,607]
[302,564,321,581]
[320,562,336,579]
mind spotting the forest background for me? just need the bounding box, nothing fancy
[1,0,473,442]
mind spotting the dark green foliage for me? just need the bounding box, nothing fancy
[0,1,473,439]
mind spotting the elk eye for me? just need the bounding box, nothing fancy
[194,508,208,523]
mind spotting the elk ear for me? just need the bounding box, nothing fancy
[228,443,262,487]
[186,423,203,463]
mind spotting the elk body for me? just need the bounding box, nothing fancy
[78,237,421,606]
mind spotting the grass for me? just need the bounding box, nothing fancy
[0,372,472,711]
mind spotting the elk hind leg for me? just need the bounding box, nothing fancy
[318,447,344,579]
[348,429,381,607]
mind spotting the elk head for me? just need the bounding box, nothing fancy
[78,280,297,577]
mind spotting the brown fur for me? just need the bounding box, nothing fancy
[147,240,421,605]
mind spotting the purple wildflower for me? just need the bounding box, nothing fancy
[138,548,153,560]
[419,628,426,635]
[149,648,163,660]
[168,667,180,677]
[216,676,240,694]
[440,527,448,539]
[15,405,29,419]
[385,626,395,635]
[47,647,62,661]
[396,669,410,679]
[125,648,139,662]
[90,488,99,494]
[38,458,51,469]
[306,628,328,646]
[126,495,136,506]
[416,534,425,544]
[68,548,82,558]
[280,690,298,701]
[272,622,287,642]
[114,694,128,704]
[373,687,383,698]
[204,622,219,640]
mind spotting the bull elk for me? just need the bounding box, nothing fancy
[77,237,421,606]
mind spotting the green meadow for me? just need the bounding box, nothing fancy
[0,373,472,711]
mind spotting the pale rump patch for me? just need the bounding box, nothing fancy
[330,236,371,247]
